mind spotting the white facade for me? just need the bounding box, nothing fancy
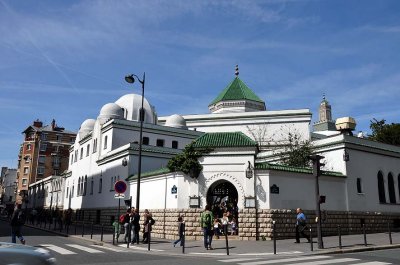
[27,175,64,210]
[1,167,17,206]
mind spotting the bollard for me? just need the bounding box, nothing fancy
[273,221,276,255]
[182,222,185,254]
[363,224,367,246]
[148,223,151,251]
[310,226,313,251]
[101,224,104,242]
[338,225,342,249]
[66,224,69,235]
[91,222,94,239]
[127,223,131,248]
[224,224,230,256]
[388,222,392,245]
[74,222,77,235]
[82,222,85,237]
[59,222,62,232]
[112,225,115,245]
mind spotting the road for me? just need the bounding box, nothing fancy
[1,220,400,265]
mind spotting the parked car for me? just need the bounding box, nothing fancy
[0,242,56,265]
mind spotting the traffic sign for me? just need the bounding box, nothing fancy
[114,180,127,194]
[114,193,125,199]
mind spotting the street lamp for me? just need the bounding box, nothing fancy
[125,72,145,212]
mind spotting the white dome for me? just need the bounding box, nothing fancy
[98,103,124,121]
[78,119,96,139]
[115,93,156,124]
[165,114,187,129]
[79,119,96,132]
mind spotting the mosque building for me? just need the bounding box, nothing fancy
[28,66,400,240]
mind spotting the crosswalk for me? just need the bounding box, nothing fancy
[39,243,127,255]
[218,255,392,265]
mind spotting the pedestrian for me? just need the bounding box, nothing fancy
[221,212,229,235]
[142,209,154,244]
[122,208,131,243]
[230,218,237,235]
[131,208,140,244]
[112,217,121,242]
[173,216,184,247]
[10,203,26,245]
[295,208,310,243]
[200,204,214,250]
[213,218,221,239]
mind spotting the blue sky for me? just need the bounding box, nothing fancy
[1,0,399,168]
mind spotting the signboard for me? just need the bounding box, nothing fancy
[114,180,127,194]
[114,193,125,199]
[171,185,177,194]
[270,184,279,194]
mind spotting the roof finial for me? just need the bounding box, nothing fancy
[235,65,239,77]
[322,93,326,101]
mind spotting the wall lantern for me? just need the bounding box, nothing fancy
[244,196,256,208]
[343,149,350,162]
[246,161,253,179]
[189,195,200,208]
[122,157,128,167]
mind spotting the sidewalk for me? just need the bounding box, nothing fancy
[23,220,400,257]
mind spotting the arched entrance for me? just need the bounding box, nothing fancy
[207,180,239,228]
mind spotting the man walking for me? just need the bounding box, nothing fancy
[200,205,214,250]
[295,208,310,243]
[10,203,26,244]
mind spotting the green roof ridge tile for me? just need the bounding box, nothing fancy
[193,131,257,148]
[127,167,171,181]
[255,163,345,177]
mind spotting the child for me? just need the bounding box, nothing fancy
[173,216,184,247]
[213,218,221,239]
[230,218,237,235]
[112,218,121,242]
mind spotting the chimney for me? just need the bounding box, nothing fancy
[33,119,43,128]
[51,119,56,130]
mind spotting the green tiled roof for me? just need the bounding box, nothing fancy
[209,77,264,105]
[255,163,345,177]
[193,132,257,148]
[127,167,171,181]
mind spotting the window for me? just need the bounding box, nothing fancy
[72,184,74,198]
[90,178,94,195]
[70,137,75,143]
[378,171,386,203]
[104,136,108,150]
[54,170,59,176]
[172,140,178,149]
[93,139,97,153]
[71,154,74,165]
[22,178,28,186]
[66,187,69,198]
[156,139,164,147]
[99,178,102,193]
[41,133,47,141]
[78,177,81,196]
[26,144,32,151]
[24,155,31,163]
[38,155,45,164]
[74,150,78,162]
[40,143,47,152]
[398,174,400,201]
[356,178,363,193]
[80,147,83,159]
[143,137,149,145]
[53,156,60,167]
[83,176,87,196]
[23,167,29,174]
[86,144,90,157]
[388,173,396,203]
[56,135,62,142]
[110,176,117,191]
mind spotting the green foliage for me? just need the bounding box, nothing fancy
[279,132,312,167]
[167,143,205,178]
[369,119,400,146]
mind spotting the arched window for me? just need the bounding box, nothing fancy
[90,178,94,195]
[78,177,81,196]
[83,176,88,196]
[398,174,400,200]
[378,171,386,203]
[388,173,396,203]
[104,136,108,150]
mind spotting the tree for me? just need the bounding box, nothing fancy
[277,132,313,167]
[369,119,400,146]
[167,143,207,178]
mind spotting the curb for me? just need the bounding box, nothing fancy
[314,244,400,255]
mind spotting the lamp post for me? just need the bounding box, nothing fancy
[125,72,145,212]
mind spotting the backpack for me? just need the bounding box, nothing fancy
[204,212,211,228]
[119,214,126,224]
[17,210,26,225]
[150,217,155,225]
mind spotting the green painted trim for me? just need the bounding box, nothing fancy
[127,167,172,181]
[193,132,257,148]
[256,162,345,177]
